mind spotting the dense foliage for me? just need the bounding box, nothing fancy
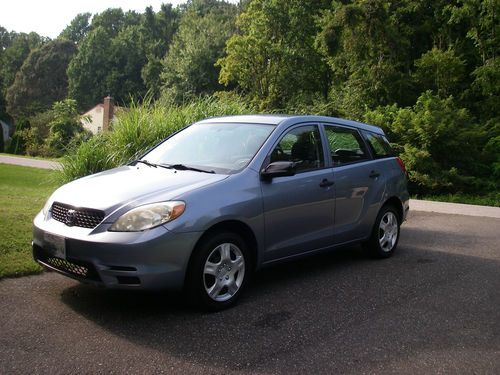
[162,0,237,102]
[218,0,330,109]
[6,40,77,119]
[0,28,46,121]
[1,0,499,201]
[66,6,180,110]
[12,99,88,157]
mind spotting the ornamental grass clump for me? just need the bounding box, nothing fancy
[59,95,255,183]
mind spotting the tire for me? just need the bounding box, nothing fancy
[363,204,401,258]
[186,232,250,311]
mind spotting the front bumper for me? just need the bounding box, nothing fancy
[32,212,201,290]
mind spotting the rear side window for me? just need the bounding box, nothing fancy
[363,131,394,158]
[324,126,369,166]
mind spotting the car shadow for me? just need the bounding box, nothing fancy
[59,225,500,374]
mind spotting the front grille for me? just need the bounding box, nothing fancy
[51,202,105,229]
[34,245,101,282]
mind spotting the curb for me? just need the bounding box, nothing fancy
[410,199,500,219]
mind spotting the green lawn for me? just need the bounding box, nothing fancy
[0,164,59,278]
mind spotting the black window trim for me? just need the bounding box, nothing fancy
[320,122,374,168]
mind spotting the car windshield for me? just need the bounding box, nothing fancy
[142,122,275,174]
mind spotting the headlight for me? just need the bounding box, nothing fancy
[109,201,185,232]
[42,198,52,220]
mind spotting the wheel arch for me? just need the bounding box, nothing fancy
[382,196,404,223]
[185,220,259,284]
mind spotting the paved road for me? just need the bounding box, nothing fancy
[0,154,61,170]
[1,211,499,374]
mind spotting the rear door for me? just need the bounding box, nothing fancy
[261,124,335,261]
[323,124,386,244]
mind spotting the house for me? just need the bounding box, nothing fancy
[81,96,124,134]
[1,119,12,146]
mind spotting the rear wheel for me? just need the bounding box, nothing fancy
[186,232,249,311]
[364,205,401,258]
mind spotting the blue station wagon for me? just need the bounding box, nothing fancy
[33,115,409,310]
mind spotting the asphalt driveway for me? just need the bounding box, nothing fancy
[1,211,499,374]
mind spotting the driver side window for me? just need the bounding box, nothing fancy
[270,125,324,172]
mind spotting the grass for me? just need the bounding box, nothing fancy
[0,164,59,279]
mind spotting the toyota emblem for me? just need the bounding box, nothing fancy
[65,209,77,226]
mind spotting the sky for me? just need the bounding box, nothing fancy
[0,0,237,39]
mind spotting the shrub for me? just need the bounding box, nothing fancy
[7,118,30,154]
[45,99,86,156]
[364,92,498,195]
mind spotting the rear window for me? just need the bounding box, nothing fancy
[363,131,394,158]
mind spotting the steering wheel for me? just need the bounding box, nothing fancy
[271,146,286,161]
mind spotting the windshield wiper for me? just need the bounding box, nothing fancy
[132,159,158,168]
[160,163,215,174]
[132,160,173,170]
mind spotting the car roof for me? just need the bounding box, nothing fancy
[197,115,384,135]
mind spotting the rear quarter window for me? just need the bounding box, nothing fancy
[363,131,394,158]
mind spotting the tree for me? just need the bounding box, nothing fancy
[140,4,180,97]
[316,1,410,118]
[413,48,466,98]
[66,6,180,110]
[109,26,147,99]
[59,13,92,44]
[0,26,11,49]
[67,27,112,110]
[0,31,45,92]
[6,39,76,118]
[67,24,147,110]
[218,0,329,109]
[91,8,127,37]
[0,30,44,120]
[161,0,237,102]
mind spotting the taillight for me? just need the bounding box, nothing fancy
[396,157,408,176]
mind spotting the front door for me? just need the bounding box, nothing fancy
[261,124,335,262]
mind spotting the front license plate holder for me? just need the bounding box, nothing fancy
[44,232,66,259]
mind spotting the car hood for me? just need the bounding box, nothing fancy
[50,164,229,214]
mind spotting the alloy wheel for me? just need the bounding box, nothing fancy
[378,211,398,252]
[203,243,245,302]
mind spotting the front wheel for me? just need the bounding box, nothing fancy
[363,205,401,258]
[186,232,249,311]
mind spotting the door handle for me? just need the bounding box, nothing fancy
[369,170,380,178]
[319,178,334,187]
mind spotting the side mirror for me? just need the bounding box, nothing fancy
[261,161,296,179]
